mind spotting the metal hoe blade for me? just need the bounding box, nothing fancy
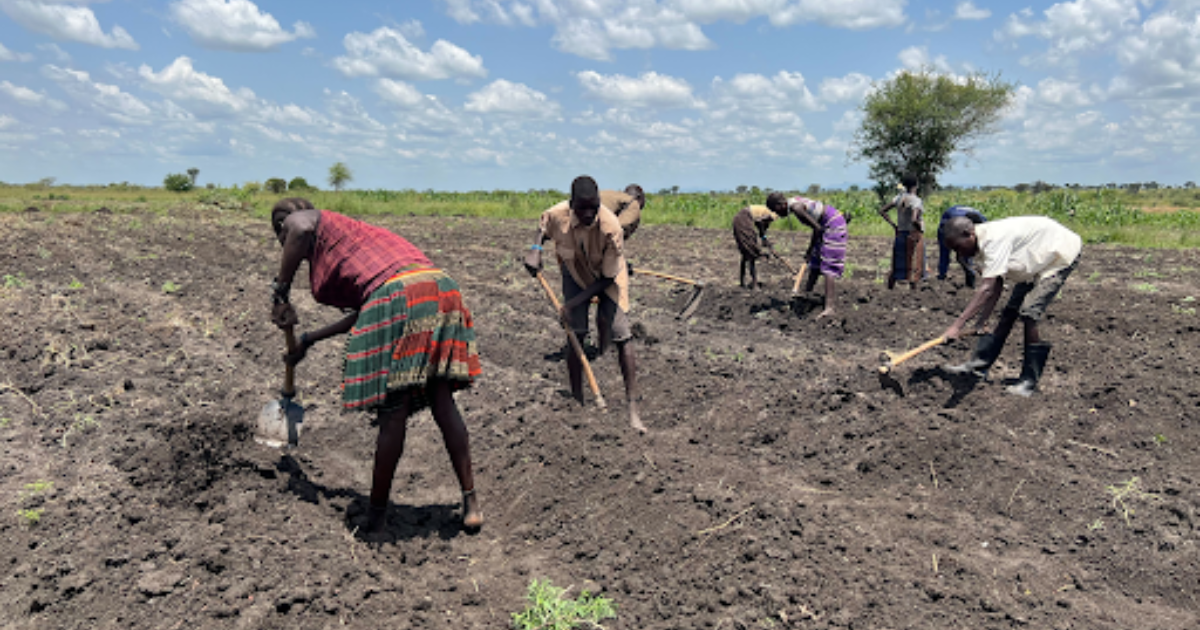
[255,395,303,448]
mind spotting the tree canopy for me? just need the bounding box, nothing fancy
[328,162,353,191]
[850,70,1016,197]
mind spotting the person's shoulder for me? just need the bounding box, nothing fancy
[600,189,631,207]
[597,206,623,236]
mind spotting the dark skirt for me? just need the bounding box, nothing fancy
[732,208,763,260]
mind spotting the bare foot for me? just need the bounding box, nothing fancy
[816,308,835,320]
[462,490,483,530]
[628,400,647,434]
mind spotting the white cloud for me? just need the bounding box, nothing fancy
[996,0,1143,64]
[43,64,152,125]
[465,79,560,117]
[819,72,874,104]
[374,78,426,108]
[138,57,256,116]
[712,71,822,112]
[1108,9,1200,99]
[954,1,991,21]
[35,42,69,62]
[898,45,955,73]
[169,0,315,52]
[1036,78,1093,107]
[332,26,487,81]
[442,0,906,60]
[0,114,16,129]
[0,41,33,62]
[0,79,69,111]
[0,0,138,50]
[577,70,699,108]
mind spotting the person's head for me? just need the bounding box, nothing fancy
[900,172,918,193]
[272,198,302,244]
[570,175,601,226]
[624,184,646,210]
[292,196,315,210]
[944,216,978,256]
[765,192,789,216]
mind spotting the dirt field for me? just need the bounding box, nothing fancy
[2,208,1198,629]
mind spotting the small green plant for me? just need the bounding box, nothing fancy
[512,579,617,630]
[4,273,28,289]
[1106,477,1160,525]
[68,278,84,290]
[161,281,181,294]
[1088,271,1101,282]
[0,417,12,428]
[21,480,53,497]
[1134,270,1161,278]
[16,508,43,526]
[1087,519,1104,531]
[61,414,100,447]
[1133,282,1158,293]
[36,246,51,259]
[1153,433,1168,445]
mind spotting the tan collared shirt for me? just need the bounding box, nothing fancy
[600,190,642,240]
[539,201,630,311]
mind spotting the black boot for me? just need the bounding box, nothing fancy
[1007,342,1051,397]
[943,333,1003,379]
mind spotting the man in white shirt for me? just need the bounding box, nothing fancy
[940,216,1083,396]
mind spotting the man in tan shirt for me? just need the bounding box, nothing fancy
[526,176,644,433]
[600,184,646,241]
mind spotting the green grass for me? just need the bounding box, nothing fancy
[4,183,1200,249]
[512,579,617,630]
[16,508,43,526]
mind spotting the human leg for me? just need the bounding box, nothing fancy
[1006,258,1078,396]
[368,392,413,533]
[937,226,951,280]
[816,275,837,319]
[605,300,645,433]
[429,380,482,528]
[561,267,590,403]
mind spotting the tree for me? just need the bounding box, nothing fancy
[186,167,199,186]
[265,178,287,194]
[163,173,193,192]
[328,162,352,191]
[288,176,311,191]
[850,69,1015,197]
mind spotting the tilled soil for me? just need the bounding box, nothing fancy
[1,209,1198,629]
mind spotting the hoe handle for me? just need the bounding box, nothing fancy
[633,268,701,286]
[883,336,947,371]
[773,252,799,276]
[536,272,606,408]
[791,263,809,293]
[282,326,298,399]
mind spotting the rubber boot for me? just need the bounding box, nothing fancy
[943,333,1003,379]
[1007,342,1051,397]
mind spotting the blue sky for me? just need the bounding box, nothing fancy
[1,0,1198,191]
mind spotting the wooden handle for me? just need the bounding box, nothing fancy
[885,336,946,369]
[633,268,700,286]
[791,263,808,293]
[282,326,298,398]
[536,272,606,408]
[773,252,798,276]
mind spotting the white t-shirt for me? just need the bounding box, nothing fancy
[975,217,1082,283]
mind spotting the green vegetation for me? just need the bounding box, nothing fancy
[161,281,181,294]
[3,272,28,289]
[265,178,288,194]
[163,173,194,192]
[328,161,353,191]
[61,414,100,448]
[1106,477,1160,525]
[21,480,53,497]
[512,579,616,630]
[16,508,43,526]
[2,182,1200,249]
[851,70,1015,196]
[0,417,11,428]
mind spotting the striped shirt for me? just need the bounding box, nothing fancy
[309,211,431,310]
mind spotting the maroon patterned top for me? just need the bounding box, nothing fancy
[309,211,432,310]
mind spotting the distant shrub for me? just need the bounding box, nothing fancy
[288,177,311,191]
[164,173,193,192]
[242,181,262,195]
[265,178,287,194]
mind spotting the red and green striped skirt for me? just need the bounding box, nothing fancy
[342,266,481,412]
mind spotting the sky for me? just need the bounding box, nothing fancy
[0,0,1198,192]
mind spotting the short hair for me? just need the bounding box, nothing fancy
[765,192,788,213]
[292,197,315,210]
[272,197,300,218]
[624,184,645,207]
[944,216,976,242]
[571,176,599,204]
[900,173,919,190]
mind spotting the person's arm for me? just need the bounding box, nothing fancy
[524,228,551,276]
[618,200,641,238]
[877,199,899,230]
[271,212,318,328]
[286,310,359,365]
[942,277,1004,339]
[562,277,615,314]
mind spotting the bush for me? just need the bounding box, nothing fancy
[242,181,262,195]
[164,173,193,192]
[288,177,311,191]
[265,178,287,194]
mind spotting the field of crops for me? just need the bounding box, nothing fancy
[4,183,1200,248]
